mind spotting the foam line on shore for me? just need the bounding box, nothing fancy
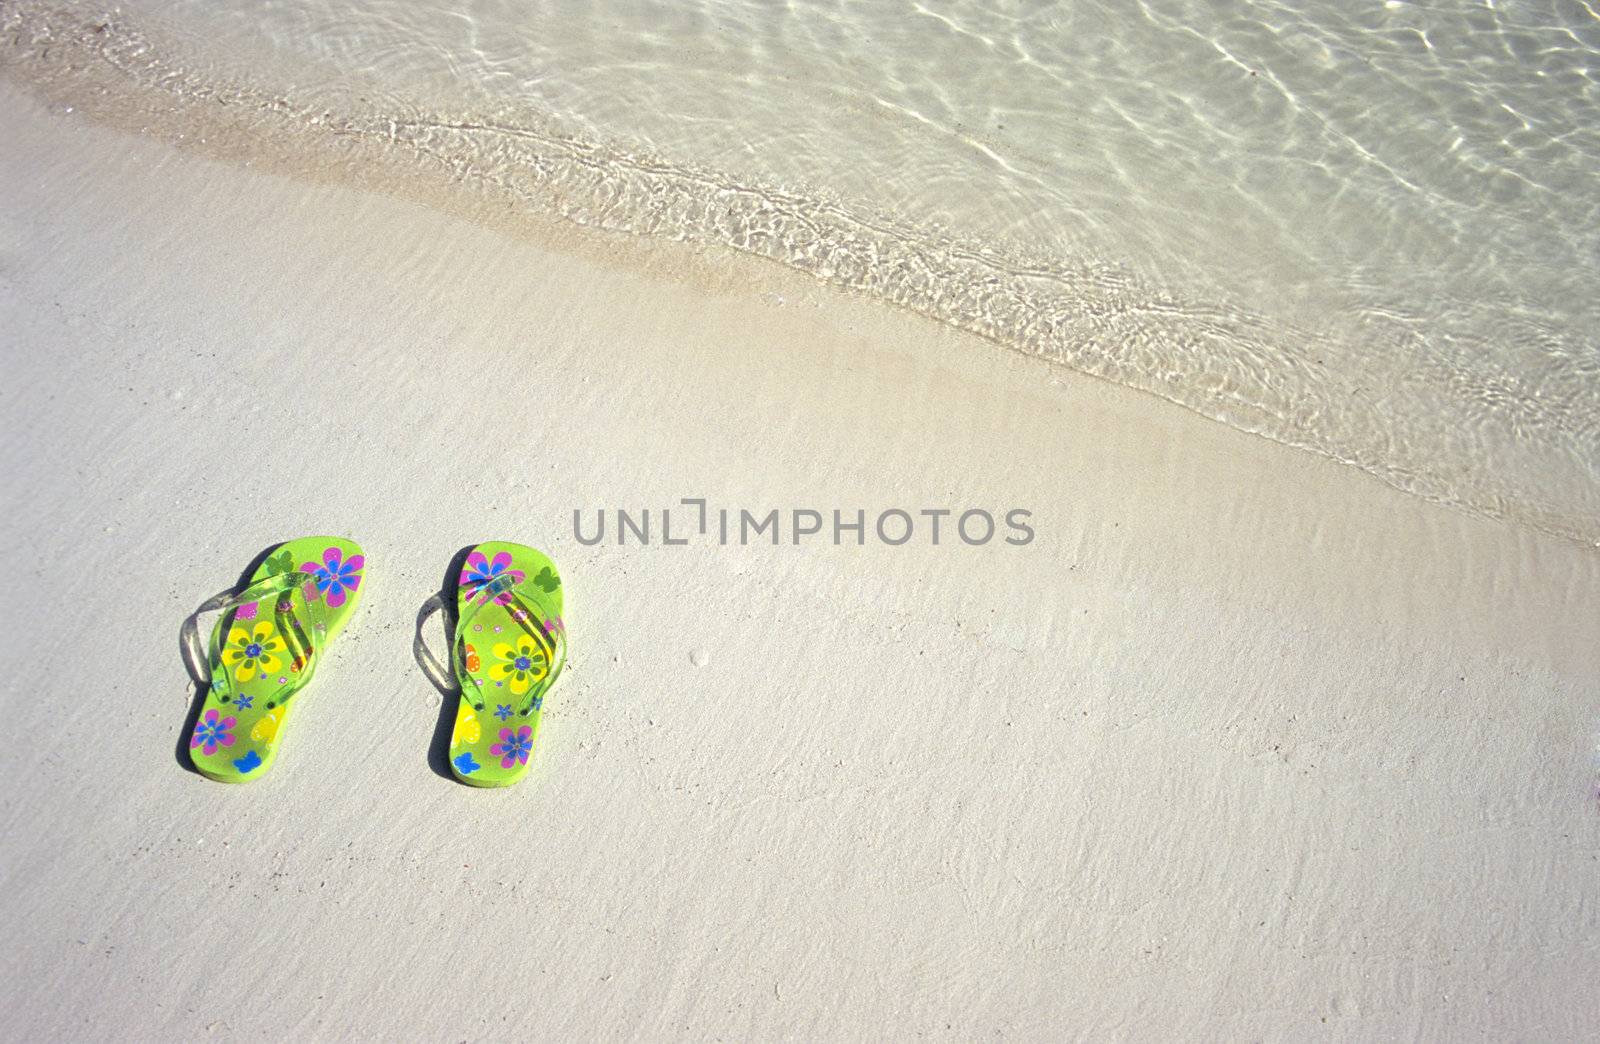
[2,0,1596,547]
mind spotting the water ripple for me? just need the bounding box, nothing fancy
[3,0,1596,545]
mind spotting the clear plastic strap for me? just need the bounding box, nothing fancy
[201,569,330,707]
[454,583,566,715]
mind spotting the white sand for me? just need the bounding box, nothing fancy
[2,80,1598,1039]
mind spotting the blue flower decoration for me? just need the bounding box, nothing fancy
[530,694,544,712]
[232,750,263,774]
[234,694,254,710]
[453,752,481,775]
[494,704,512,721]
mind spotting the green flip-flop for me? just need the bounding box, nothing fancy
[188,537,366,782]
[447,541,567,787]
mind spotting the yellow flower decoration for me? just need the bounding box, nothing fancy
[451,701,481,748]
[489,635,548,696]
[222,620,286,683]
[250,708,283,744]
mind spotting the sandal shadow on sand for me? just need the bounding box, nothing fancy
[444,541,567,787]
[182,537,366,782]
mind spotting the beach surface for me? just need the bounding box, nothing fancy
[2,80,1598,1038]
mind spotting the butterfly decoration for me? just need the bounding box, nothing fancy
[451,701,481,748]
[532,567,560,594]
[250,708,283,744]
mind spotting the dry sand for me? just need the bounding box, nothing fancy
[2,80,1598,1039]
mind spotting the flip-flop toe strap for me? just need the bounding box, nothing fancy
[454,584,566,717]
[207,569,332,709]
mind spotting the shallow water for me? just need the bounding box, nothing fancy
[5,0,1598,543]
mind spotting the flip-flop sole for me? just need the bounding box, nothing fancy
[447,541,566,787]
[189,536,365,783]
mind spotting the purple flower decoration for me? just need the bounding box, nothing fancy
[191,709,236,756]
[489,726,534,769]
[460,551,524,606]
[300,546,364,609]
[234,694,254,710]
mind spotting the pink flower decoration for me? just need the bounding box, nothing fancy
[300,546,363,609]
[191,709,237,755]
[488,726,534,769]
[460,551,524,606]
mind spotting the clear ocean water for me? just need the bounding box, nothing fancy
[7,0,1597,542]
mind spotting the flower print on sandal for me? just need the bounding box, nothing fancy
[186,537,366,783]
[447,542,566,787]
